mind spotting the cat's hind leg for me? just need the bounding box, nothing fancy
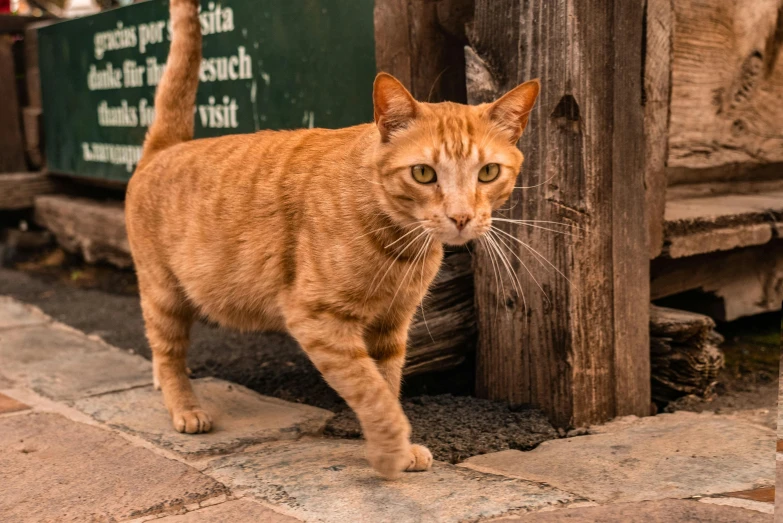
[138,274,211,434]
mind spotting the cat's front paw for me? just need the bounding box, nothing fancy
[366,443,411,480]
[366,442,433,478]
[405,444,433,472]
[172,408,213,434]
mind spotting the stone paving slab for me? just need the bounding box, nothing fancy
[489,499,772,522]
[74,377,333,457]
[699,496,773,515]
[0,412,227,522]
[461,412,774,504]
[0,296,49,330]
[153,499,302,522]
[206,439,578,523]
[0,391,29,414]
[0,323,152,401]
[0,372,15,389]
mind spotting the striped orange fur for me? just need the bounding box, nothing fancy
[126,0,539,479]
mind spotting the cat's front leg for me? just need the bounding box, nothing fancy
[285,305,432,478]
[364,315,411,399]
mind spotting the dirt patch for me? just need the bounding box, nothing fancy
[326,395,558,464]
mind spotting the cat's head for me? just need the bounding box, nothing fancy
[372,73,539,246]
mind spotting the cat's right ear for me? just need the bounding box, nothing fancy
[373,73,418,142]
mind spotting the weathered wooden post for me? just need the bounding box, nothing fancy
[467,0,650,427]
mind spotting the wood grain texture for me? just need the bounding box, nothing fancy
[0,172,60,210]
[650,305,724,403]
[406,250,476,376]
[0,38,27,173]
[34,195,132,268]
[667,0,783,170]
[651,241,783,320]
[664,190,783,257]
[644,0,672,258]
[469,0,650,427]
[374,0,473,103]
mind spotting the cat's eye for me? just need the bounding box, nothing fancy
[412,165,437,184]
[478,163,501,183]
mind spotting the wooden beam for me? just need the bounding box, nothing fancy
[34,195,132,268]
[664,191,783,257]
[0,37,27,173]
[0,172,60,210]
[651,241,783,321]
[644,0,672,259]
[468,0,650,427]
[667,0,783,170]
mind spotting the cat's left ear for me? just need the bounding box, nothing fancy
[373,73,418,142]
[488,79,540,143]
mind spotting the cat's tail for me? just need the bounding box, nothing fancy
[139,0,201,167]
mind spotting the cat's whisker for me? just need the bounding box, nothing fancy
[512,172,558,190]
[369,228,431,299]
[492,226,574,287]
[388,230,432,311]
[485,231,526,313]
[489,229,548,307]
[494,218,588,232]
[415,236,436,344]
[480,235,506,318]
[385,224,425,249]
[492,219,583,238]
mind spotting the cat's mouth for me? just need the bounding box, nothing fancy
[438,228,483,246]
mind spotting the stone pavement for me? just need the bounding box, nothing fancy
[0,296,775,522]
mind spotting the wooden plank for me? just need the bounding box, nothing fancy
[0,172,60,210]
[644,0,672,259]
[667,0,783,170]
[34,195,132,268]
[469,0,650,427]
[374,0,473,102]
[664,191,783,257]
[667,178,783,200]
[0,37,27,173]
[651,241,783,320]
[612,0,651,420]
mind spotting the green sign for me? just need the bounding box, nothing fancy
[38,0,376,182]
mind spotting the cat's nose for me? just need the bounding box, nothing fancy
[448,213,473,231]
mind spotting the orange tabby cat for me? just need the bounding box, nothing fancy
[126,0,539,479]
